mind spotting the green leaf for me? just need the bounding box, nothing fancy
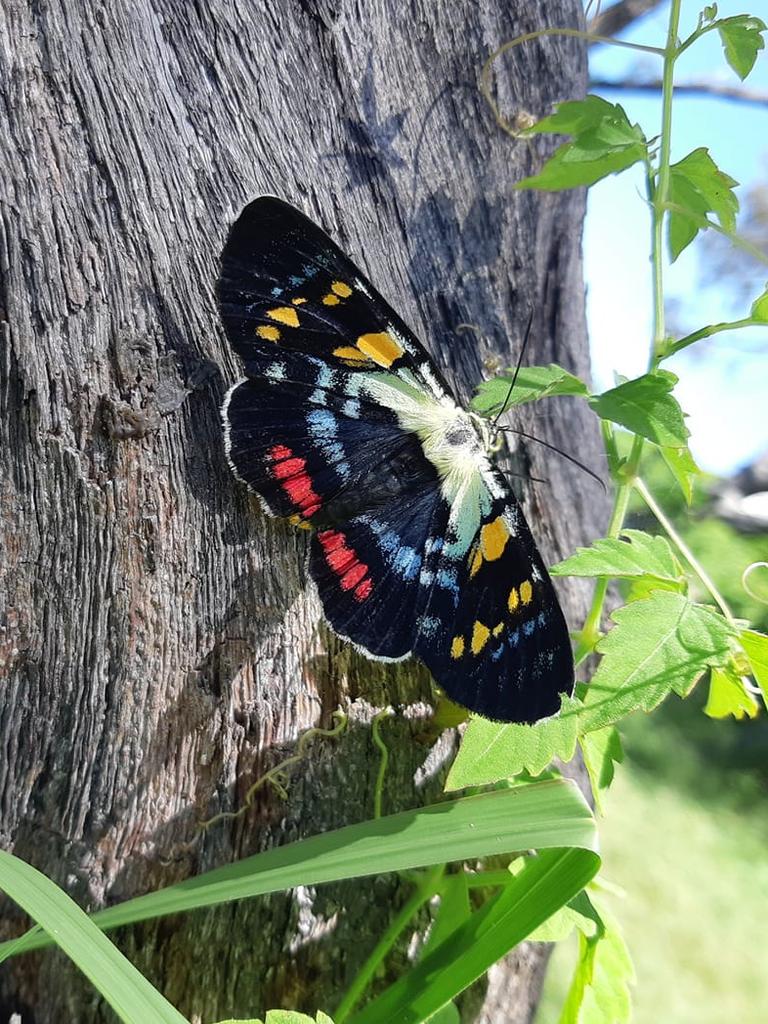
[216,1014,335,1024]
[717,15,766,80]
[445,695,581,788]
[559,906,633,1024]
[740,629,768,705]
[625,574,686,603]
[588,370,689,446]
[582,592,735,726]
[551,530,685,584]
[750,285,768,322]
[667,148,739,260]
[447,595,734,783]
[703,4,718,21]
[214,1019,263,1023]
[347,848,600,1024]
[528,890,601,943]
[0,850,188,1024]
[1,783,596,960]
[704,665,758,719]
[471,364,588,415]
[264,1014,334,1024]
[213,1019,263,1023]
[516,96,647,191]
[659,444,700,504]
[580,727,624,813]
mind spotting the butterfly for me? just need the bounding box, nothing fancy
[217,197,574,723]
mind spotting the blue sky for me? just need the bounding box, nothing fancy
[584,1,768,474]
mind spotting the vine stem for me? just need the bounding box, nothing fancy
[481,27,665,137]
[575,0,683,663]
[634,477,737,625]
[663,316,758,357]
[334,864,445,1023]
[371,709,392,820]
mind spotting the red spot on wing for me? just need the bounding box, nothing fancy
[340,563,368,590]
[318,530,373,602]
[267,443,322,519]
[270,444,292,461]
[273,457,306,479]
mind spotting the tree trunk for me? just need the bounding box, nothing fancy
[0,1,602,1021]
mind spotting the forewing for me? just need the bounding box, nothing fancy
[218,196,452,400]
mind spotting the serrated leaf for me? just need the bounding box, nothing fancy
[717,15,766,80]
[582,593,735,728]
[704,665,758,719]
[445,695,581,788]
[551,530,684,584]
[471,363,588,415]
[667,148,739,260]
[588,371,689,446]
[580,727,624,813]
[516,96,647,191]
[740,629,768,705]
[750,286,768,322]
[559,906,633,1024]
[659,444,700,504]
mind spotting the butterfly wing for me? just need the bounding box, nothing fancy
[218,197,574,722]
[413,468,574,723]
[218,196,452,401]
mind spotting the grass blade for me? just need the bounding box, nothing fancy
[2,780,596,959]
[347,848,601,1024]
[0,850,188,1024]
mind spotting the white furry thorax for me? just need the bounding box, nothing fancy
[359,372,497,504]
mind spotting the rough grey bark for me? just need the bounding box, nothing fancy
[0,1,603,1022]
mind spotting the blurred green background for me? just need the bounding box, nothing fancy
[536,450,768,1023]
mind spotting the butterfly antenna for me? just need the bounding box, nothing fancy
[491,310,534,430]
[500,426,607,493]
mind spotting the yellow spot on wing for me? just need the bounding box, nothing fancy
[480,516,509,561]
[471,621,490,655]
[322,293,340,306]
[256,325,281,342]
[470,547,483,578]
[356,332,403,368]
[332,280,353,297]
[520,580,533,605]
[451,636,465,659]
[492,622,505,637]
[267,306,300,327]
[333,345,368,362]
[292,296,307,305]
[508,587,519,613]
